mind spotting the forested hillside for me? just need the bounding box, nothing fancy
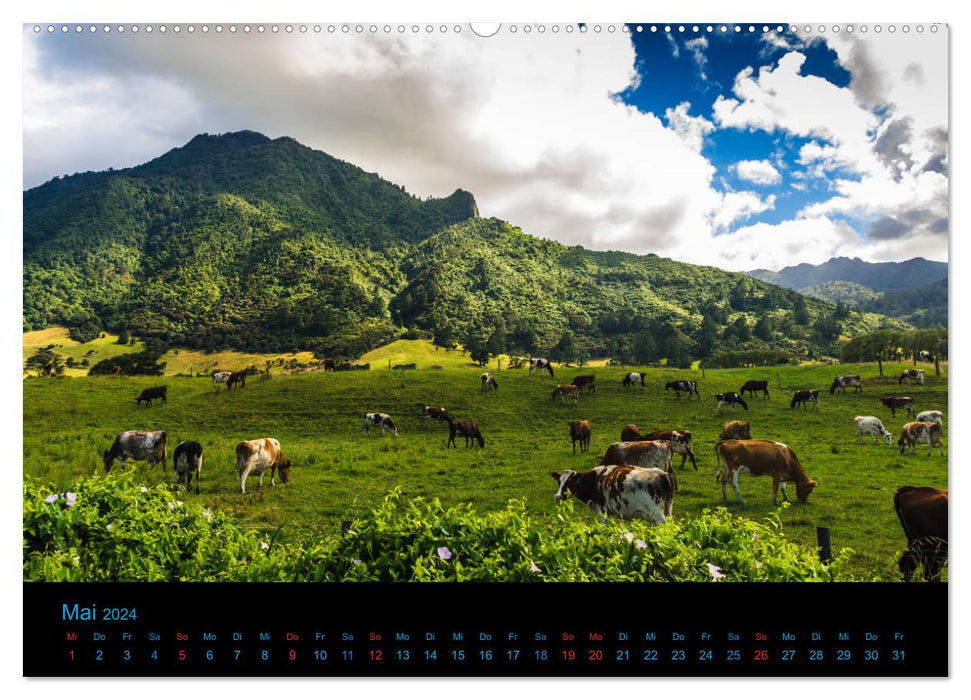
[24,132,910,363]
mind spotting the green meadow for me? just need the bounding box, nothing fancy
[22,352,947,579]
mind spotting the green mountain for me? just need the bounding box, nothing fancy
[23,132,910,362]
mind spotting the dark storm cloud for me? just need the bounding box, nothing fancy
[874,117,915,177]
[866,216,908,241]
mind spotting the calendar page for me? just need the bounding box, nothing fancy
[22,21,948,677]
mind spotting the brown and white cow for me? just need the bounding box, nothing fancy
[720,420,751,440]
[715,439,817,506]
[740,379,770,399]
[551,384,579,403]
[898,369,926,385]
[600,440,673,472]
[448,418,485,448]
[897,421,944,456]
[790,389,819,410]
[481,373,499,391]
[212,371,232,389]
[640,430,697,470]
[136,385,168,407]
[894,486,948,581]
[568,420,592,454]
[572,375,596,395]
[103,431,167,472]
[882,396,916,418]
[237,437,291,494]
[551,465,675,524]
[421,406,451,428]
[830,374,863,394]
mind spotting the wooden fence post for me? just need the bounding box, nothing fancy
[816,526,832,564]
[776,372,781,389]
[701,366,706,379]
[935,357,940,377]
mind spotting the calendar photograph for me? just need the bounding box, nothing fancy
[23,22,947,597]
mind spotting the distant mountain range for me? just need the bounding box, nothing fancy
[23,132,910,360]
[747,257,947,328]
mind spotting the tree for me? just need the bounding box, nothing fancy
[793,296,810,325]
[25,349,64,377]
[632,331,659,365]
[694,316,719,358]
[552,331,578,363]
[117,329,131,345]
[754,316,774,341]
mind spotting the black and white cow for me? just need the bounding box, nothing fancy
[173,441,203,494]
[529,358,555,377]
[551,466,675,524]
[665,380,700,399]
[898,369,926,385]
[919,350,933,363]
[830,374,863,394]
[364,412,398,437]
[715,392,748,411]
[481,372,499,391]
[623,372,645,389]
[103,431,167,472]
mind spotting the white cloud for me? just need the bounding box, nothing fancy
[710,191,776,232]
[664,101,714,152]
[733,159,781,185]
[711,217,863,271]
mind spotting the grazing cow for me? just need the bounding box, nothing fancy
[715,439,817,506]
[421,406,451,428]
[720,421,751,440]
[640,430,697,470]
[854,416,892,445]
[898,369,926,385]
[227,371,247,390]
[322,358,337,372]
[568,420,592,454]
[363,412,398,437]
[715,392,748,411]
[918,350,933,363]
[621,424,643,442]
[882,396,916,418]
[336,362,370,371]
[481,373,499,391]
[448,419,485,448]
[830,374,863,394]
[551,466,675,524]
[103,431,167,472]
[236,437,291,494]
[572,375,596,395]
[212,371,232,389]
[136,385,168,407]
[600,440,674,472]
[551,384,580,403]
[665,380,700,399]
[916,410,944,428]
[790,390,819,410]
[894,486,948,581]
[112,365,123,376]
[392,363,417,370]
[529,358,554,377]
[897,422,944,456]
[173,441,203,494]
[622,372,645,389]
[740,380,770,399]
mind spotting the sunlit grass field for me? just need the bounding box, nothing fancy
[23,356,947,578]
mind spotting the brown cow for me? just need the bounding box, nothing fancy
[322,358,337,372]
[227,371,247,390]
[894,486,948,581]
[600,440,673,471]
[136,385,168,407]
[720,420,751,440]
[551,384,579,403]
[236,437,291,494]
[882,396,916,418]
[568,420,592,454]
[448,418,485,448]
[112,365,123,376]
[621,424,643,442]
[715,439,816,506]
[740,379,770,399]
[897,422,944,456]
[421,406,451,428]
[481,373,499,391]
[572,375,596,395]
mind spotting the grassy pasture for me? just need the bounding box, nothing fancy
[22,359,947,579]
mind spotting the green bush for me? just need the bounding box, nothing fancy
[24,477,853,583]
[88,351,166,376]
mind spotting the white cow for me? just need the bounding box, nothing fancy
[623,372,644,389]
[854,416,893,445]
[551,465,674,524]
[916,410,944,428]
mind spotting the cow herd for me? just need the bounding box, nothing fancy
[103,361,946,580]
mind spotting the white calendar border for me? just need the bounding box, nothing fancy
[2,0,964,696]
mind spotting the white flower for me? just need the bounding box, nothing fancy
[705,563,725,580]
[140,487,148,493]
[530,561,542,573]
[106,523,113,531]
[261,541,269,551]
